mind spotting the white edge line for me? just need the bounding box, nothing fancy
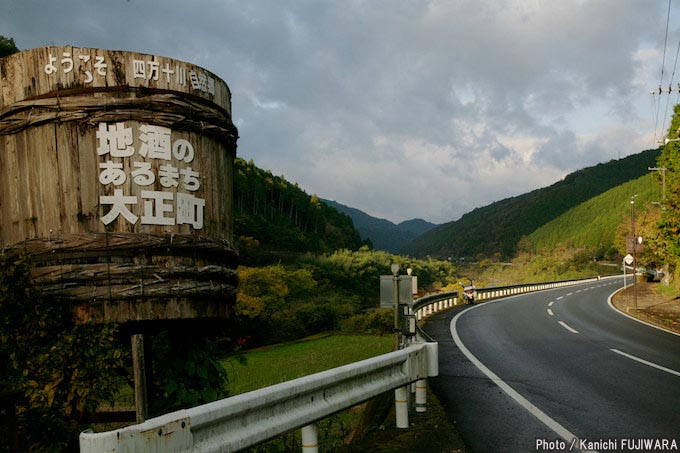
[607,286,680,338]
[610,349,680,377]
[558,320,579,334]
[450,303,580,446]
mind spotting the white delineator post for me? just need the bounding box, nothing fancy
[395,386,409,428]
[415,379,427,413]
[301,424,318,453]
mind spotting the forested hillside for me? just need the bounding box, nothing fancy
[402,149,661,259]
[521,173,658,258]
[322,199,437,252]
[233,158,363,259]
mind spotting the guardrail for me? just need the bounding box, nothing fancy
[80,274,605,452]
[80,341,438,452]
[411,276,604,325]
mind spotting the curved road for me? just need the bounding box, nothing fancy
[425,277,680,452]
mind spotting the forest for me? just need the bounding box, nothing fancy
[403,148,662,259]
[233,157,365,259]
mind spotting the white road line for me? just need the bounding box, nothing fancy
[610,349,680,377]
[566,292,573,296]
[558,321,579,334]
[450,306,580,447]
[548,301,554,307]
[547,308,554,316]
[606,289,680,338]
[556,296,563,300]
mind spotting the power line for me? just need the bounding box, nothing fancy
[654,0,673,146]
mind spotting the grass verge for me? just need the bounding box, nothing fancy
[221,333,394,395]
[219,333,394,451]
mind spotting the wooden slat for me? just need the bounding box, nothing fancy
[1,47,238,323]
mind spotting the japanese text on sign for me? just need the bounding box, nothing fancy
[44,51,216,95]
[96,122,205,229]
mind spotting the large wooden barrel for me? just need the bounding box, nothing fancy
[0,46,238,323]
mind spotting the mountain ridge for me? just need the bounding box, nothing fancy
[321,199,437,252]
[401,149,661,259]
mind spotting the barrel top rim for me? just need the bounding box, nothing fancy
[5,45,228,83]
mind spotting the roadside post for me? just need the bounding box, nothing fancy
[391,263,401,349]
[380,265,420,428]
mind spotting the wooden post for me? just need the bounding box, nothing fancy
[131,334,149,423]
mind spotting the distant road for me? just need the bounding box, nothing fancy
[425,278,680,452]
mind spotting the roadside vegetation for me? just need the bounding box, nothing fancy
[221,334,392,452]
[5,37,680,448]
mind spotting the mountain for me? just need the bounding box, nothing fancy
[233,159,363,261]
[401,149,662,259]
[321,199,437,252]
[523,173,658,256]
[398,218,437,236]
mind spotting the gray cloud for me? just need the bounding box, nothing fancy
[1,0,674,223]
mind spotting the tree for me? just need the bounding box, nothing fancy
[0,35,19,58]
[656,104,680,281]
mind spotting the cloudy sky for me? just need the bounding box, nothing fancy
[3,1,680,224]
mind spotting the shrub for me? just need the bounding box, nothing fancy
[0,254,127,450]
[340,309,393,335]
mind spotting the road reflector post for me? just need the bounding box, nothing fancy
[395,386,409,428]
[301,424,318,453]
[415,379,427,413]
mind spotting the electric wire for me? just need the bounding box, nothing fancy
[661,25,680,140]
[654,0,673,145]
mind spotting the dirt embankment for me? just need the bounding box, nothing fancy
[611,281,680,334]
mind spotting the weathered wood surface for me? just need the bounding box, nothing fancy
[0,90,237,146]
[8,233,238,322]
[0,48,239,323]
[0,46,232,113]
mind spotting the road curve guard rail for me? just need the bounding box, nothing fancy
[80,341,438,452]
[412,275,604,327]
[80,275,604,452]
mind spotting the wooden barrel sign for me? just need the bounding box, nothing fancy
[0,46,239,323]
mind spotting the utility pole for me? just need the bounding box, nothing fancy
[631,196,638,312]
[390,263,401,350]
[648,166,667,205]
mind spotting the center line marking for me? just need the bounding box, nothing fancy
[547,308,554,316]
[558,321,579,334]
[548,301,554,307]
[610,349,680,377]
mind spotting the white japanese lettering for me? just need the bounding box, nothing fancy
[138,124,171,160]
[100,189,138,225]
[96,123,134,157]
[177,193,205,229]
[141,190,175,226]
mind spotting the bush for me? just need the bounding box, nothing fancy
[149,330,229,416]
[0,254,128,451]
[340,309,393,335]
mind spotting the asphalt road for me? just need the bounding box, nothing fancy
[425,277,680,453]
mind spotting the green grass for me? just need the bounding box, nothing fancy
[222,334,393,395]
